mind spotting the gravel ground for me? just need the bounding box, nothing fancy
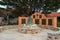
[0,29,49,40]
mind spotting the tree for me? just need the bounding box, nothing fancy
[0,0,60,16]
[43,0,60,14]
[0,9,4,16]
[0,0,43,16]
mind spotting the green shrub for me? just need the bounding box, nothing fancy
[57,22,60,27]
[8,22,17,25]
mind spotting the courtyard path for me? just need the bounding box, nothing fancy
[0,29,48,40]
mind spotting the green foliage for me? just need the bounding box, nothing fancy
[0,0,60,16]
[8,22,17,25]
[57,17,60,27]
[0,10,4,16]
[43,0,60,14]
[57,22,60,27]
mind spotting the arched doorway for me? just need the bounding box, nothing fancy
[35,19,39,24]
[57,17,60,27]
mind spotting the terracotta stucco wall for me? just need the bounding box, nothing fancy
[18,12,57,27]
[47,12,60,17]
[18,17,28,26]
[52,17,57,27]
[31,12,57,27]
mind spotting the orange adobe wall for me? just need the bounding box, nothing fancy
[18,12,60,27]
[31,12,57,27]
[18,17,28,26]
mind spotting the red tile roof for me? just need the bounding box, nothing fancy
[33,12,60,17]
[46,12,60,17]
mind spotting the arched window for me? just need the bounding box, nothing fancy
[33,15,35,18]
[39,15,42,18]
